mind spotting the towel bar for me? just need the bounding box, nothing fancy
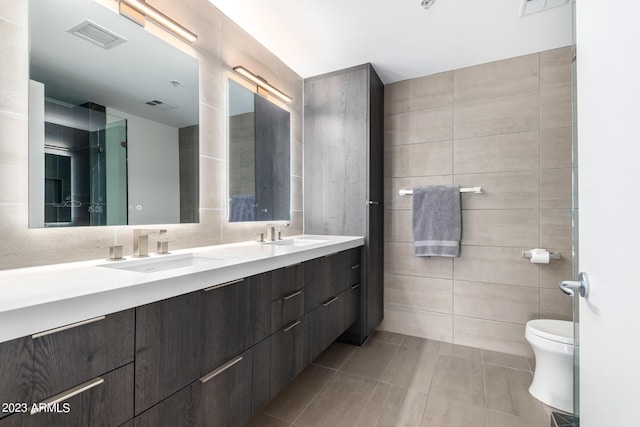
[399,186,482,196]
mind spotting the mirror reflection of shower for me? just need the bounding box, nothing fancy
[43,97,127,227]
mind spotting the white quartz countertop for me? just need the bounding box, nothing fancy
[0,235,364,344]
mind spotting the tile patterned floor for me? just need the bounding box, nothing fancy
[246,331,567,427]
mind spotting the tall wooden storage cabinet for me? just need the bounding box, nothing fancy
[303,63,384,343]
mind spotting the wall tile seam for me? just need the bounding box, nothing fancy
[199,101,224,113]
[0,110,27,119]
[384,138,454,147]
[385,207,542,212]
[450,129,542,145]
[384,302,453,316]
[200,154,224,162]
[452,279,542,290]
[450,89,541,109]
[384,103,454,117]
[452,313,538,327]
[383,304,454,317]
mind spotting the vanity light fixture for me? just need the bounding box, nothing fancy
[233,66,293,103]
[118,0,198,44]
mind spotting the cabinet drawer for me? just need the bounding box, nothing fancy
[1,363,134,427]
[306,291,347,363]
[202,273,271,374]
[193,338,270,427]
[270,318,305,398]
[345,248,362,288]
[346,283,361,328]
[272,263,304,300]
[0,336,32,420]
[132,386,191,427]
[271,288,305,333]
[304,253,346,312]
[31,309,134,404]
[135,292,201,416]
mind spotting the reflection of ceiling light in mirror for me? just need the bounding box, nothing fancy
[233,66,293,103]
[118,0,198,44]
[420,0,435,9]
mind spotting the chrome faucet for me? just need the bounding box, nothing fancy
[133,229,167,257]
[266,224,277,242]
[266,223,289,241]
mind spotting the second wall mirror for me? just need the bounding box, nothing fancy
[227,80,290,222]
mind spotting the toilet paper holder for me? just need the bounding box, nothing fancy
[522,249,561,260]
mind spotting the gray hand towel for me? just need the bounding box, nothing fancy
[412,185,461,257]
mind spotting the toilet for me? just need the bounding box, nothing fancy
[525,319,575,413]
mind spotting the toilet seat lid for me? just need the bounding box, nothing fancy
[527,319,574,345]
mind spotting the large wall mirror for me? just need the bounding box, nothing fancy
[28,0,199,228]
[228,80,290,222]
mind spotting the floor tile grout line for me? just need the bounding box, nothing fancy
[257,412,294,426]
[351,381,383,427]
[288,367,340,426]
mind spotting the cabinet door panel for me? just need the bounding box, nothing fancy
[0,336,32,420]
[133,386,192,427]
[193,338,270,427]
[270,318,305,398]
[305,253,345,311]
[21,363,133,427]
[272,263,304,300]
[306,292,346,362]
[31,309,134,403]
[271,288,305,333]
[346,283,361,329]
[202,273,271,374]
[135,292,201,415]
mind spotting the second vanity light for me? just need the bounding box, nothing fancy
[118,0,198,43]
[233,66,293,103]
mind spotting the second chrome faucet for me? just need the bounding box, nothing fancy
[133,229,168,257]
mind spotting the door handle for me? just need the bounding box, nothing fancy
[559,272,590,298]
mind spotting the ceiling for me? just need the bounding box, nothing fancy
[30,0,198,128]
[206,0,573,83]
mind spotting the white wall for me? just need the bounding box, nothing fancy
[107,107,180,225]
[576,1,640,425]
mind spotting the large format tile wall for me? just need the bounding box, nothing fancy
[380,48,574,357]
[0,0,303,270]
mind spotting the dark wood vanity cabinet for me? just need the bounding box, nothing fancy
[0,309,135,426]
[0,245,364,427]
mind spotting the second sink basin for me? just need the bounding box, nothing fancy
[266,238,327,247]
[99,253,231,273]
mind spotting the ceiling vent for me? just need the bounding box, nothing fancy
[145,99,177,110]
[67,20,127,50]
[520,0,569,16]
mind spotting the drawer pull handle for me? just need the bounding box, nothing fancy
[199,356,243,384]
[322,296,338,307]
[30,377,104,414]
[32,316,106,339]
[280,290,302,303]
[283,320,301,332]
[351,264,360,270]
[204,278,244,292]
[351,284,361,290]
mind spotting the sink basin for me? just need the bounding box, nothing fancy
[266,238,327,247]
[99,253,230,273]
